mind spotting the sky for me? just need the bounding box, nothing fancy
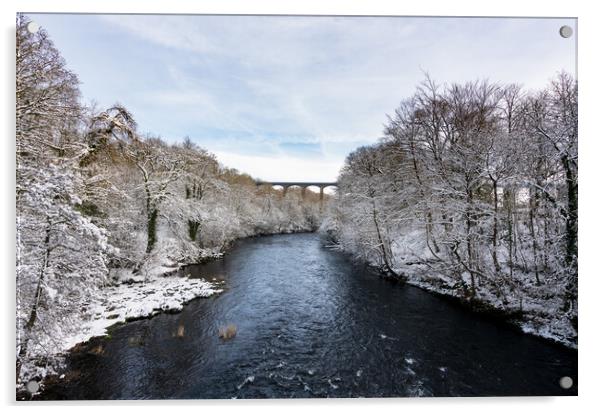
[29,14,576,181]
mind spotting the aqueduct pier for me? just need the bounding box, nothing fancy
[255,181,338,201]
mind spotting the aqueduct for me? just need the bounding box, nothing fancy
[255,181,338,202]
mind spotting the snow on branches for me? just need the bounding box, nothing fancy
[15,14,326,387]
[325,75,578,347]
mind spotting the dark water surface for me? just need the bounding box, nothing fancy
[41,233,577,399]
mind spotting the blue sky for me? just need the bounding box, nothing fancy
[29,14,576,181]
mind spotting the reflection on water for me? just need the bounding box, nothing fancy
[40,233,577,399]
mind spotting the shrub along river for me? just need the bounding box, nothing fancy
[39,233,577,399]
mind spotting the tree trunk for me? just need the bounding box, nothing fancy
[426,210,440,253]
[371,198,396,276]
[562,155,578,310]
[528,187,541,284]
[491,179,501,273]
[562,155,578,270]
[504,187,515,278]
[17,220,51,381]
[146,207,158,253]
[465,192,476,300]
[188,220,200,241]
[144,180,158,254]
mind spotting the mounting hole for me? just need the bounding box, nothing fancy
[559,376,573,389]
[26,21,39,34]
[559,25,573,38]
[26,380,40,394]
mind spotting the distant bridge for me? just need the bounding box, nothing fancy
[255,181,338,201]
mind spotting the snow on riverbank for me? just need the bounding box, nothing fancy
[64,275,223,350]
[402,268,577,349]
[19,274,223,389]
[322,226,577,349]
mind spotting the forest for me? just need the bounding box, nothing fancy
[322,73,577,346]
[16,15,323,385]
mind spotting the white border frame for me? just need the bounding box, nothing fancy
[2,1,599,413]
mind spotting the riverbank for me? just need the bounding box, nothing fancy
[67,276,223,346]
[17,227,318,396]
[403,271,577,349]
[17,274,223,395]
[30,233,577,399]
[328,242,577,349]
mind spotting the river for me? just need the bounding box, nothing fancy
[39,233,577,399]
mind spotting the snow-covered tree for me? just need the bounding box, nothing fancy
[16,14,111,382]
[16,164,109,380]
[326,74,578,344]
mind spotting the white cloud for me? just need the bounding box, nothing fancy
[69,15,576,180]
[213,151,342,182]
[99,15,423,143]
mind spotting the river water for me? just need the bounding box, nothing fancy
[40,233,577,399]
